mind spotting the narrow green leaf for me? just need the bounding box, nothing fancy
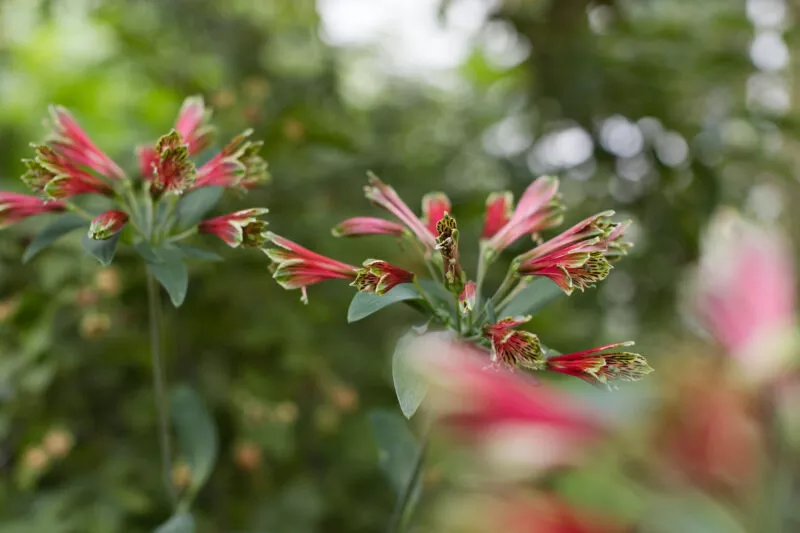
[171,385,218,504]
[347,284,421,323]
[175,244,223,262]
[368,410,420,494]
[81,232,121,267]
[148,246,188,307]
[22,214,86,263]
[154,513,195,533]
[392,331,428,419]
[498,277,564,317]
[133,242,163,264]
[176,186,224,229]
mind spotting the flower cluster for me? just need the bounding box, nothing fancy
[265,173,652,389]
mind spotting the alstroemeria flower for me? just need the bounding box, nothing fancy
[435,213,464,293]
[483,316,544,370]
[483,176,564,255]
[515,211,629,295]
[0,193,65,228]
[23,146,113,200]
[332,217,407,238]
[364,174,437,251]
[422,192,451,236]
[194,130,269,189]
[264,232,358,304]
[199,208,269,248]
[545,342,653,389]
[149,130,197,197]
[46,106,126,181]
[89,210,129,240]
[352,259,415,295]
[481,191,513,240]
[459,281,476,315]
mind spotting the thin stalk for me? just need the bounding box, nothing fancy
[146,270,176,507]
[387,420,432,533]
[496,280,527,310]
[145,194,155,241]
[65,202,95,221]
[166,226,198,243]
[159,194,180,241]
[412,277,437,314]
[490,267,519,309]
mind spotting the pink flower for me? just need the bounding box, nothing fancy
[0,193,65,228]
[459,280,477,315]
[483,176,564,254]
[22,145,113,200]
[199,208,269,248]
[194,130,268,189]
[481,191,513,240]
[264,232,358,303]
[422,192,451,236]
[332,217,407,238]
[515,211,628,295]
[483,316,544,370]
[174,96,214,155]
[494,494,627,533]
[364,174,437,251]
[352,259,415,294]
[149,131,197,196]
[89,210,129,240]
[46,106,125,181]
[545,342,652,389]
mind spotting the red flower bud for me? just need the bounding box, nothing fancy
[421,192,451,236]
[332,217,407,238]
[352,259,415,295]
[194,130,269,190]
[459,281,476,315]
[199,208,269,248]
[149,130,197,196]
[483,316,544,371]
[545,342,652,389]
[0,193,65,228]
[89,210,129,240]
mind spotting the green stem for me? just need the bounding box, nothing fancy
[490,267,519,309]
[145,194,155,241]
[412,277,437,314]
[65,203,94,221]
[146,270,176,507]
[166,226,198,243]
[159,194,180,241]
[497,280,527,310]
[387,420,432,533]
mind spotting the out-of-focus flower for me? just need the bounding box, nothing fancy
[172,462,192,491]
[194,130,269,189]
[43,429,74,458]
[80,312,111,338]
[234,441,263,471]
[95,267,121,297]
[329,384,359,412]
[483,316,544,370]
[422,192,451,236]
[88,210,128,240]
[481,191,513,240]
[546,342,653,389]
[483,176,564,255]
[352,259,415,295]
[149,130,197,196]
[332,217,407,238]
[0,193,65,228]
[23,145,113,199]
[459,281,477,315]
[273,401,299,424]
[264,233,358,303]
[693,209,797,385]
[23,447,49,471]
[199,208,269,248]
[515,211,628,295]
[364,174,437,250]
[45,106,125,181]
[435,213,465,293]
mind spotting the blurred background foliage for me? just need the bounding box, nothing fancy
[0,0,797,531]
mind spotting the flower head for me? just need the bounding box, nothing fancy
[483,316,544,370]
[435,213,464,293]
[545,342,653,389]
[23,145,112,199]
[89,210,129,240]
[45,106,125,181]
[174,96,214,155]
[481,191,513,240]
[459,281,476,315]
[332,217,407,238]
[149,130,197,196]
[199,208,269,248]
[422,192,451,236]
[0,193,65,228]
[364,174,436,251]
[264,232,358,303]
[194,129,269,189]
[352,259,415,294]
[483,176,564,255]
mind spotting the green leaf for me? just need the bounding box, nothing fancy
[171,385,218,504]
[347,284,422,323]
[81,232,121,266]
[176,186,224,229]
[498,277,564,317]
[133,242,163,264]
[22,214,86,263]
[368,410,420,495]
[154,513,195,533]
[174,244,223,262]
[392,331,428,419]
[147,246,189,307]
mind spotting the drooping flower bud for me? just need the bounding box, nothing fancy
[23,145,112,199]
[88,210,129,240]
[481,191,513,240]
[194,130,269,189]
[483,316,544,370]
[199,208,269,248]
[0,193,65,228]
[332,217,407,238]
[421,192,451,236]
[352,259,415,295]
[364,174,436,251]
[149,130,197,196]
[459,280,476,315]
[545,342,653,389]
[435,213,464,293]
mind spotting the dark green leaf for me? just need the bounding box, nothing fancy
[176,186,224,229]
[171,385,218,504]
[154,513,195,533]
[392,331,428,419]
[22,214,86,263]
[498,277,564,317]
[133,242,163,264]
[175,244,223,262]
[368,410,420,495]
[347,284,421,323]
[81,232,121,267]
[148,246,188,307]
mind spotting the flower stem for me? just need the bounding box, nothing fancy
[146,270,176,507]
[166,226,198,243]
[490,267,519,309]
[387,420,432,533]
[65,202,94,221]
